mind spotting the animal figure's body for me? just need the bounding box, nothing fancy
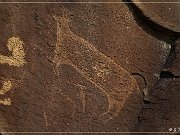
[53,15,139,121]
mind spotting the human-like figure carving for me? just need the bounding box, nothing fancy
[0,37,26,105]
[53,13,139,122]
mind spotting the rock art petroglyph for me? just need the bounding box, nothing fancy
[0,37,26,105]
[53,14,139,122]
[0,37,26,67]
[0,98,11,106]
[61,92,76,117]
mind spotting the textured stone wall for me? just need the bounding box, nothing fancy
[0,0,179,133]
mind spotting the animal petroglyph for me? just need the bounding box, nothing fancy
[53,15,139,121]
[0,37,26,105]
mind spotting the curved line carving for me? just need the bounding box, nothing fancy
[0,37,26,105]
[53,13,139,122]
[0,37,26,67]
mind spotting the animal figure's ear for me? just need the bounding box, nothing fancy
[61,6,70,19]
[53,7,72,21]
[52,15,58,21]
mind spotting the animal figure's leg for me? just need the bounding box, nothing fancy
[63,94,76,117]
[52,56,67,76]
[67,80,119,120]
[52,63,60,76]
[67,81,86,113]
[56,60,123,121]
[99,83,138,122]
[78,87,86,113]
[55,87,76,117]
[99,98,122,122]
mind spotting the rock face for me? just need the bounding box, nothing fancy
[0,0,179,133]
[134,39,180,133]
[132,0,180,32]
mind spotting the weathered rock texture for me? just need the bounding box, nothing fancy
[134,39,180,134]
[132,0,180,33]
[0,0,179,133]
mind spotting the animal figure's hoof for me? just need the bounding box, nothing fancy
[99,111,114,123]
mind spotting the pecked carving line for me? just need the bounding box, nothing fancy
[52,14,140,122]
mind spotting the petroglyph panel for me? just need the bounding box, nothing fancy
[53,15,139,121]
[0,2,175,132]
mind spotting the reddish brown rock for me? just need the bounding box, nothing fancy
[0,0,173,133]
[134,40,180,132]
[132,0,180,32]
[168,39,180,75]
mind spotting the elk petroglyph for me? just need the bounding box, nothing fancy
[0,37,26,105]
[53,14,139,122]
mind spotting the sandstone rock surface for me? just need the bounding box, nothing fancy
[132,0,180,32]
[0,0,178,133]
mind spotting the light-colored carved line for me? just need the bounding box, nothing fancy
[0,36,26,106]
[60,91,76,117]
[53,15,131,75]
[0,80,12,106]
[43,107,48,129]
[67,81,86,113]
[53,14,139,121]
[0,80,12,95]
[55,58,128,122]
[53,15,118,118]
[56,60,113,115]
[0,98,11,106]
